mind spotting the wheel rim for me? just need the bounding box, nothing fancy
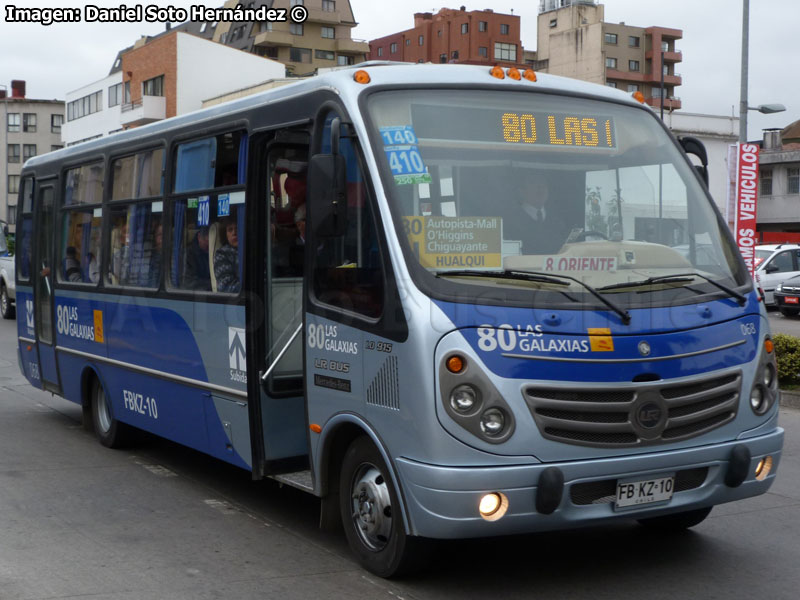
[350,463,393,552]
[95,384,112,433]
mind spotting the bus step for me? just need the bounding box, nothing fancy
[272,470,314,493]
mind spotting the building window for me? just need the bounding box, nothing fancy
[494,42,517,62]
[321,26,335,39]
[124,81,131,104]
[606,81,618,89]
[220,32,227,44]
[7,113,20,132]
[438,29,442,37]
[290,47,312,63]
[500,23,510,35]
[261,21,273,32]
[67,91,103,121]
[263,45,279,59]
[8,144,20,163]
[199,21,207,33]
[337,55,354,66]
[760,170,772,195]
[439,53,447,63]
[23,144,37,161]
[605,57,617,69]
[663,64,670,75]
[478,46,488,57]
[51,145,63,152]
[627,84,640,92]
[377,46,383,57]
[789,168,800,195]
[23,113,37,132]
[315,49,335,60]
[290,0,304,5]
[290,22,303,35]
[479,21,487,32]
[652,87,664,98]
[452,50,459,59]
[461,23,468,34]
[549,19,557,28]
[605,33,618,44]
[629,60,640,71]
[143,75,164,97]
[406,39,410,46]
[661,41,670,52]
[8,175,20,195]
[419,35,424,45]
[51,114,64,133]
[629,36,640,47]
[390,42,397,53]
[108,83,122,107]
[322,0,335,11]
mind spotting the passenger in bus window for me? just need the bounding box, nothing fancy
[86,252,100,283]
[144,222,163,288]
[214,216,240,293]
[64,246,82,282]
[110,221,130,284]
[184,226,211,290]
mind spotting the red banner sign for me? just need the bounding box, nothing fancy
[734,143,760,275]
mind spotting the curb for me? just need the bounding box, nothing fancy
[779,389,800,410]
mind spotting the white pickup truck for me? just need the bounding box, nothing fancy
[0,221,15,319]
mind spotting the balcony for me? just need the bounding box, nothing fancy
[306,7,341,24]
[605,68,646,82]
[119,95,166,127]
[335,38,370,54]
[254,30,295,47]
[647,49,682,63]
[645,96,682,111]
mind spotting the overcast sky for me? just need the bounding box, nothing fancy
[1,0,796,140]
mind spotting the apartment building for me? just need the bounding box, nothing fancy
[177,0,369,75]
[63,31,284,145]
[1,80,64,231]
[756,122,800,235]
[535,0,682,111]
[368,7,523,67]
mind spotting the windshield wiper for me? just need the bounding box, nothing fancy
[436,270,570,286]
[599,272,747,306]
[436,269,632,325]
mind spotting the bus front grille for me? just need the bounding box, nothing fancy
[523,372,741,448]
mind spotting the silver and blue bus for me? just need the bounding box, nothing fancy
[15,63,783,576]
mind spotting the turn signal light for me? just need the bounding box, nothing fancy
[507,67,521,81]
[632,91,645,104]
[353,70,371,84]
[490,65,505,79]
[309,423,322,434]
[765,339,774,354]
[446,355,465,374]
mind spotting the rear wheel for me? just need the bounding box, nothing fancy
[339,436,430,577]
[779,307,799,317]
[637,506,712,531]
[0,284,14,319]
[91,378,131,448]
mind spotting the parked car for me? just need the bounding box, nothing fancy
[0,221,15,319]
[774,275,800,316]
[754,243,800,306]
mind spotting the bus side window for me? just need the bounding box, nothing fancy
[312,119,384,318]
[106,204,162,288]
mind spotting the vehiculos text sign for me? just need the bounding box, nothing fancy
[734,143,760,275]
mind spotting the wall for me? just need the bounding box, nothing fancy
[61,72,123,145]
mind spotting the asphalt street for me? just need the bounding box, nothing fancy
[0,315,798,599]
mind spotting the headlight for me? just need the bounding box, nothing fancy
[763,363,776,388]
[480,408,506,437]
[450,385,479,414]
[776,283,783,292]
[750,337,778,416]
[750,387,766,413]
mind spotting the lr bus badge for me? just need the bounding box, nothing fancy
[638,341,651,357]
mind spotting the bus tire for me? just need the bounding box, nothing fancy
[637,506,712,531]
[0,284,14,319]
[339,436,429,577]
[91,377,130,449]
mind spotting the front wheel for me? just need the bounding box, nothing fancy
[91,377,131,448]
[339,436,430,577]
[637,506,712,531]
[0,284,14,319]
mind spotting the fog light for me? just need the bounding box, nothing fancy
[755,456,773,481]
[479,492,508,521]
[750,387,766,414]
[480,408,505,436]
[450,385,478,414]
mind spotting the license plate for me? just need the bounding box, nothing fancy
[785,296,799,304]
[616,475,675,508]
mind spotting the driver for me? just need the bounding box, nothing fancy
[509,175,569,254]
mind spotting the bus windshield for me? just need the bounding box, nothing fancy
[366,89,747,305]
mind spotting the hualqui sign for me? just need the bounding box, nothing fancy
[402,216,502,270]
[734,143,760,275]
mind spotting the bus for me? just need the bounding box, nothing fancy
[15,63,783,576]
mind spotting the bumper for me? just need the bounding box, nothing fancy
[395,427,784,539]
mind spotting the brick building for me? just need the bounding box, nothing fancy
[368,7,524,67]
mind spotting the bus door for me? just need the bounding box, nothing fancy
[33,182,61,392]
[249,137,310,475]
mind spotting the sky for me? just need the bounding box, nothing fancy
[0,0,797,141]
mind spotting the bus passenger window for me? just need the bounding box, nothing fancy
[59,210,102,283]
[106,204,163,288]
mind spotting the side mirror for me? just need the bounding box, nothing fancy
[308,153,347,237]
[679,136,709,187]
[765,263,779,274]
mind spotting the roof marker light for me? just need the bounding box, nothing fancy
[507,67,521,81]
[354,70,371,84]
[633,91,646,104]
[490,65,505,79]
[523,68,537,82]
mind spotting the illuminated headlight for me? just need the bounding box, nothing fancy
[480,408,506,436]
[450,385,479,414]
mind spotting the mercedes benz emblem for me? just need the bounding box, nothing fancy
[638,341,651,357]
